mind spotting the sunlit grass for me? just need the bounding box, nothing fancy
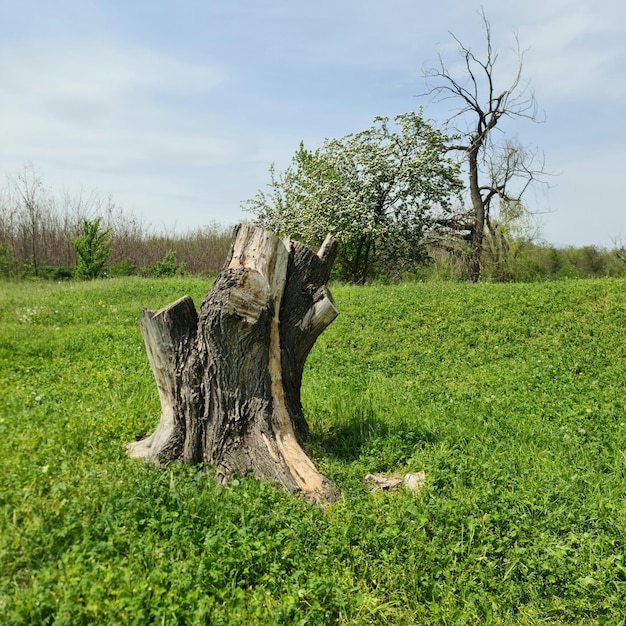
[1,277,625,624]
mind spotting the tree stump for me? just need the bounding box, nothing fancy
[127,224,340,502]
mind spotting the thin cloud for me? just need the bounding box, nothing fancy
[520,8,626,103]
[0,39,224,99]
[0,39,239,173]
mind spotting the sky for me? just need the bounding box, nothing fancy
[0,0,624,247]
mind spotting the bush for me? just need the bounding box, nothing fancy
[150,250,185,278]
[38,264,74,281]
[0,244,18,278]
[107,259,138,277]
[72,218,112,280]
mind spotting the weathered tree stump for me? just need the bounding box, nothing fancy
[127,224,339,502]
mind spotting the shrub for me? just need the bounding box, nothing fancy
[150,250,185,278]
[72,218,112,280]
[0,243,19,278]
[38,264,74,280]
[107,259,138,277]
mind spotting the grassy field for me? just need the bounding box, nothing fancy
[0,276,625,625]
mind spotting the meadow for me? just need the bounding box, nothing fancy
[0,276,625,625]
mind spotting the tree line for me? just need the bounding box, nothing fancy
[0,163,622,282]
[0,165,233,280]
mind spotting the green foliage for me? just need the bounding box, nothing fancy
[36,264,75,281]
[150,250,186,278]
[485,242,626,282]
[107,258,138,278]
[0,243,19,278]
[481,199,539,282]
[1,277,626,623]
[245,111,463,284]
[72,218,112,280]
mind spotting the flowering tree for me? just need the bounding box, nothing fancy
[244,111,463,283]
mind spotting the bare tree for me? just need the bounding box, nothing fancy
[423,10,548,281]
[10,165,54,276]
[613,239,626,265]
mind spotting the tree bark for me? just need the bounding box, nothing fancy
[466,143,485,283]
[127,224,340,503]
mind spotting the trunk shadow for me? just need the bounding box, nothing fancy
[309,408,437,463]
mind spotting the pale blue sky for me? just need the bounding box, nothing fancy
[1,0,624,246]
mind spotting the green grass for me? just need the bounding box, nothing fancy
[1,277,625,624]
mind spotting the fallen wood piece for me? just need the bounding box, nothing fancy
[364,471,426,493]
[403,471,427,492]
